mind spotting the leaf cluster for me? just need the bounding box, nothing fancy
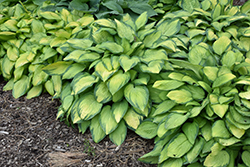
[1,0,250,167]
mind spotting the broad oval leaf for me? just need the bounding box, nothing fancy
[157,19,180,37]
[124,84,149,111]
[119,55,140,72]
[160,158,183,167]
[135,121,157,139]
[95,61,117,82]
[182,122,199,145]
[135,12,148,31]
[153,100,176,116]
[165,113,189,130]
[42,61,72,75]
[78,93,103,120]
[212,73,236,88]
[109,120,127,146]
[212,120,231,138]
[115,19,134,42]
[204,150,230,167]
[90,115,106,143]
[26,85,43,99]
[13,75,29,99]
[167,89,193,104]
[107,70,130,95]
[94,82,112,103]
[153,80,184,91]
[71,73,98,95]
[98,42,123,54]
[242,151,250,166]
[112,100,129,123]
[185,138,205,163]
[67,38,93,50]
[99,105,118,135]
[160,133,192,160]
[123,108,143,130]
[212,36,231,55]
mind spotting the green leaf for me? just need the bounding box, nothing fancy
[78,52,101,62]
[31,20,45,34]
[109,120,127,146]
[239,91,250,100]
[99,105,118,135]
[44,80,54,96]
[128,2,157,17]
[160,133,192,160]
[212,4,221,20]
[165,113,189,130]
[135,121,157,139]
[78,121,90,134]
[212,120,231,138]
[94,82,112,103]
[13,75,29,99]
[67,38,93,50]
[102,1,123,13]
[95,61,117,82]
[212,73,236,88]
[211,104,228,118]
[241,0,250,13]
[189,45,211,65]
[182,122,199,145]
[242,151,250,166]
[169,59,202,78]
[119,55,140,72]
[143,31,161,48]
[225,120,245,139]
[140,60,164,74]
[40,11,61,20]
[181,0,200,13]
[0,32,16,41]
[153,100,176,116]
[185,138,205,163]
[98,42,123,54]
[64,50,86,61]
[7,47,18,61]
[42,61,72,75]
[112,100,128,123]
[167,90,193,104]
[71,73,98,95]
[135,12,148,31]
[115,19,134,42]
[26,85,43,99]
[142,49,168,64]
[94,19,116,29]
[90,115,106,143]
[123,108,143,130]
[52,75,62,98]
[160,158,183,167]
[204,150,230,167]
[153,80,184,91]
[78,93,103,120]
[124,84,149,111]
[62,63,85,80]
[70,99,82,124]
[186,29,205,39]
[213,36,231,55]
[157,19,180,37]
[3,78,14,91]
[107,70,130,95]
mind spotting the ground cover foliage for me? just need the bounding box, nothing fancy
[1,0,250,166]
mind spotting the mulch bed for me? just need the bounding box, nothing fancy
[0,80,156,167]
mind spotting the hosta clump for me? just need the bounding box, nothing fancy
[1,0,250,166]
[138,0,250,166]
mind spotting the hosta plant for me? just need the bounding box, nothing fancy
[1,0,250,166]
